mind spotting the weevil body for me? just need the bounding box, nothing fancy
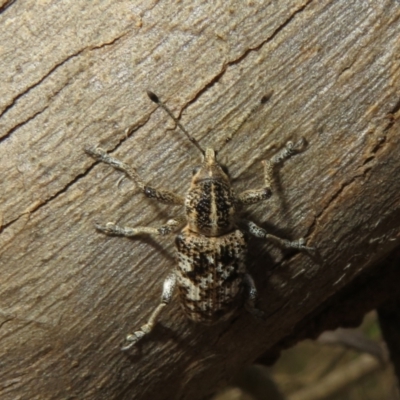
[86,91,314,350]
[176,227,247,324]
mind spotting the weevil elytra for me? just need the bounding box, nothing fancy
[86,91,314,351]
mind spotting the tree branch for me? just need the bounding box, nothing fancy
[1,1,400,399]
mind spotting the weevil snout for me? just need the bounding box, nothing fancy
[191,148,230,185]
[204,148,217,165]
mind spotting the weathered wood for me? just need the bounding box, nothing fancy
[1,1,400,399]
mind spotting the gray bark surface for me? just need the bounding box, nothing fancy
[1,1,400,399]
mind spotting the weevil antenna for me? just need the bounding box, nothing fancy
[215,93,272,154]
[147,90,205,155]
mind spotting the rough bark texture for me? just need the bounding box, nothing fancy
[1,1,400,399]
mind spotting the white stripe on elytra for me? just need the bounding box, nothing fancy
[210,182,218,236]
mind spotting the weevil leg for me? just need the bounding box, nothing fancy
[85,146,184,205]
[243,273,265,320]
[121,272,177,351]
[237,139,306,205]
[96,216,186,238]
[241,219,314,252]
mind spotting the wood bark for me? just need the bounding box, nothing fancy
[1,1,400,399]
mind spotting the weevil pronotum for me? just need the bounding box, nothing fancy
[86,91,314,351]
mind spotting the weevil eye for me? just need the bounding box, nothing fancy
[192,166,201,175]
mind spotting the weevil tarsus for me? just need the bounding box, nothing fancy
[243,273,265,320]
[236,139,306,205]
[121,272,177,351]
[243,220,314,252]
[85,146,184,205]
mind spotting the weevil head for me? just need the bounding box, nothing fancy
[186,147,235,236]
[191,148,230,185]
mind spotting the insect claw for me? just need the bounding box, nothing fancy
[304,246,316,255]
[297,239,316,255]
[121,339,137,351]
[95,222,117,234]
[121,331,146,351]
[293,137,307,151]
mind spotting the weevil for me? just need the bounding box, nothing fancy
[86,91,314,351]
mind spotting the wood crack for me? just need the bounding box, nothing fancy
[0,114,151,236]
[177,0,315,124]
[0,106,48,144]
[0,0,16,14]
[0,32,128,123]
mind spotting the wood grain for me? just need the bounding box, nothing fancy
[1,1,400,399]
